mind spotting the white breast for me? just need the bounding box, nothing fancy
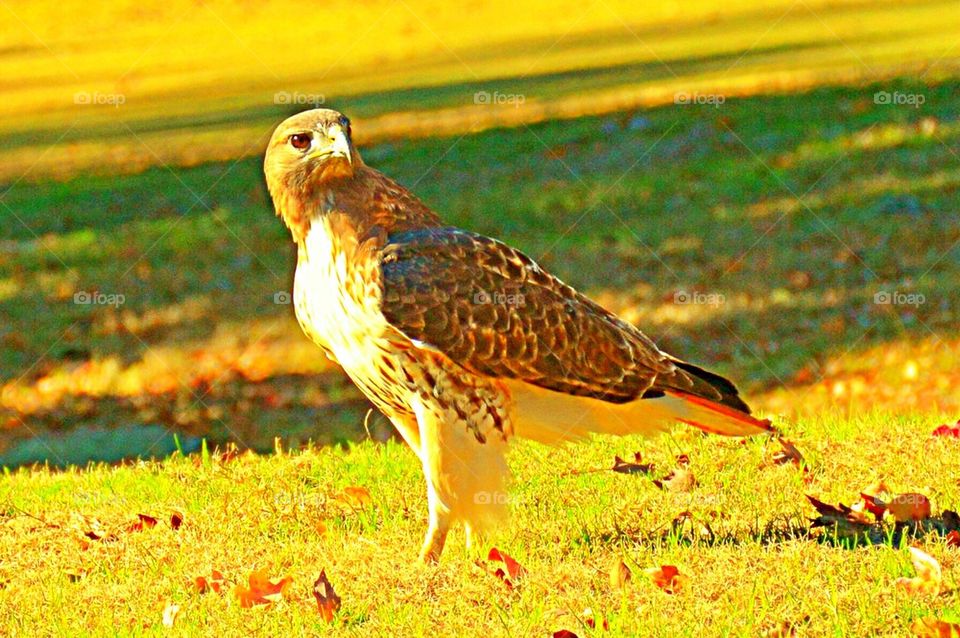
[293,216,388,372]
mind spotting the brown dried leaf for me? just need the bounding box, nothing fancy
[772,439,804,468]
[170,511,184,530]
[313,570,341,623]
[807,495,873,530]
[233,569,292,608]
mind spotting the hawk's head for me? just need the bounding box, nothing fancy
[264,108,363,240]
[264,108,360,194]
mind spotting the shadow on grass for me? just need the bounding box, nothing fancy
[1,76,958,466]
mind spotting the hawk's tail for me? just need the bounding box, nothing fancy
[504,379,773,445]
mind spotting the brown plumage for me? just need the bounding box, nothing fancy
[264,108,773,562]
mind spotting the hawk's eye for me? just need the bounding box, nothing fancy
[288,133,312,151]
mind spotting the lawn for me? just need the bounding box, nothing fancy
[1,0,959,635]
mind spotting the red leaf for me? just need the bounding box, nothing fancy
[860,493,887,519]
[553,631,580,638]
[932,421,960,438]
[194,569,225,594]
[170,511,184,530]
[644,564,689,594]
[127,513,158,532]
[945,530,960,548]
[487,547,526,587]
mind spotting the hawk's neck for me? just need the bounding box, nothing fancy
[282,167,444,245]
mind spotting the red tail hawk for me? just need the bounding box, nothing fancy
[264,108,772,562]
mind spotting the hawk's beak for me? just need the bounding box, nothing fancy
[308,126,352,164]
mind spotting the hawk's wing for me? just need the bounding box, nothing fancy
[379,227,749,411]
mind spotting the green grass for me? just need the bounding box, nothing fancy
[1,412,957,636]
[2,78,959,460]
[2,0,959,181]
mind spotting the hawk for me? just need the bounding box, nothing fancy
[264,108,773,562]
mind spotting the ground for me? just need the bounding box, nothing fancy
[0,0,958,635]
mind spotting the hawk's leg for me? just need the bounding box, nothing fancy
[411,391,509,563]
[412,396,452,563]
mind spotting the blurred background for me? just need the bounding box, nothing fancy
[0,0,957,467]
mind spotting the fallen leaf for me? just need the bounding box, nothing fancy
[161,602,180,627]
[654,467,696,492]
[170,512,184,530]
[895,547,942,596]
[888,494,932,522]
[233,569,292,607]
[644,564,688,594]
[772,439,804,468]
[807,494,873,530]
[946,530,960,548]
[313,570,341,623]
[70,515,114,542]
[859,493,888,519]
[932,421,960,438]
[341,486,372,508]
[911,617,960,637]
[609,559,631,590]
[127,513,158,532]
[553,631,580,638]
[488,547,526,588]
[194,569,225,594]
[612,453,654,475]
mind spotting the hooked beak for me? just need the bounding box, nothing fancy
[307,126,352,164]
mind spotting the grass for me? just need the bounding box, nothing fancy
[3,78,958,459]
[2,0,960,181]
[2,0,960,635]
[1,413,958,636]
